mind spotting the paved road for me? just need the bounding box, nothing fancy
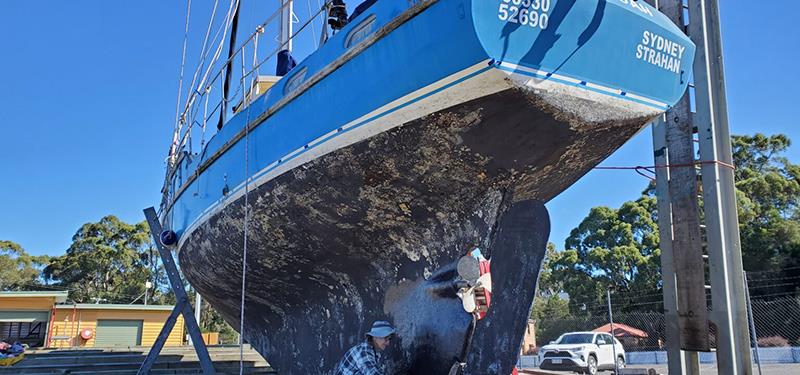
[638,363,799,374]
[522,363,800,374]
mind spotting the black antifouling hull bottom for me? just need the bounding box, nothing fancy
[177,88,651,374]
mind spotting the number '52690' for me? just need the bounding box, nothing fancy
[498,0,551,29]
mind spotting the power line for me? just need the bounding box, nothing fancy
[748,291,800,300]
[548,280,800,313]
[594,160,737,180]
[745,266,800,275]
[746,275,800,283]
[746,282,800,290]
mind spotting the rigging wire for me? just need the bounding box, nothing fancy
[182,0,241,137]
[171,0,228,170]
[307,0,318,48]
[181,0,245,137]
[164,0,194,226]
[238,55,255,375]
[186,0,221,128]
[188,0,221,93]
[316,0,325,45]
[245,2,329,80]
[164,0,330,208]
[170,0,193,166]
[184,0,225,135]
[180,0,328,127]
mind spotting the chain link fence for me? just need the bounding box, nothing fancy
[750,297,800,348]
[534,297,800,354]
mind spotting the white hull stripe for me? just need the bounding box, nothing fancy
[497,61,670,110]
[176,61,667,248]
[247,62,496,186]
[178,61,508,248]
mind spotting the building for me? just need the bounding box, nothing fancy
[593,323,649,349]
[0,291,184,348]
[521,319,537,355]
[0,291,67,347]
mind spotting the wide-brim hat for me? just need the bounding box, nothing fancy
[365,320,396,338]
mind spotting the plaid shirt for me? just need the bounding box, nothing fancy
[333,341,384,375]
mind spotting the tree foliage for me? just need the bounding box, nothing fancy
[547,195,663,313]
[543,133,800,312]
[7,216,238,338]
[731,134,800,297]
[530,293,570,322]
[199,300,239,344]
[532,243,570,317]
[43,216,169,304]
[0,240,49,290]
[732,134,800,272]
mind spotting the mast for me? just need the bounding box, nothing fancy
[280,0,293,52]
[217,0,242,130]
[276,0,297,76]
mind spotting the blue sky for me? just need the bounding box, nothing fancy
[0,1,797,256]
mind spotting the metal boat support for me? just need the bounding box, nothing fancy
[138,207,216,375]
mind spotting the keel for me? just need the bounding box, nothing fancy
[464,199,550,375]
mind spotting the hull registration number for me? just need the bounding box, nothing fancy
[497,0,551,30]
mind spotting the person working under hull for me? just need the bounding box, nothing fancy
[333,320,395,375]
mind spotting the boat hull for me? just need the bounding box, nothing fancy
[164,0,694,373]
[178,85,653,373]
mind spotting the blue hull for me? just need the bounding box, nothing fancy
[165,0,693,238]
[161,0,694,373]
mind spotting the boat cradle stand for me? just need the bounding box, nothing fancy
[137,207,216,375]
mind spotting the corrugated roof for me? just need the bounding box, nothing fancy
[56,304,175,311]
[593,323,649,338]
[0,291,69,303]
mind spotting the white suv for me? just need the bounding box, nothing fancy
[538,332,626,375]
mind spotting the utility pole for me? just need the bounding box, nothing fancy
[606,290,620,375]
[649,0,752,374]
[189,291,203,346]
[652,120,700,375]
[690,0,752,372]
[648,2,708,374]
[145,281,152,306]
[195,291,203,331]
